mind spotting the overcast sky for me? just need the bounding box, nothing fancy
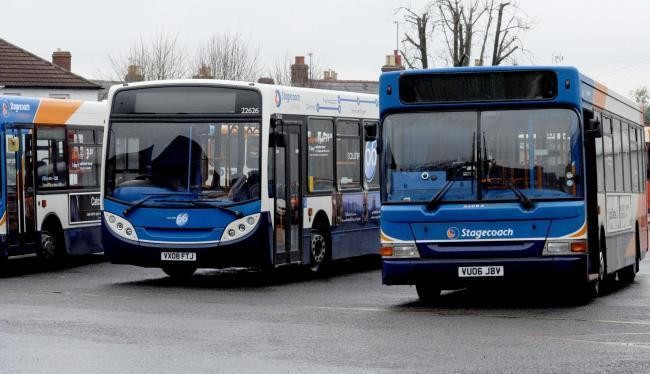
[3,0,648,98]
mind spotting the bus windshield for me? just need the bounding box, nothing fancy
[105,122,260,204]
[383,108,581,203]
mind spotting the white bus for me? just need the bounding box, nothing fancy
[101,80,379,278]
[0,95,105,261]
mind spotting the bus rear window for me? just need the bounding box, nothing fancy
[400,71,557,104]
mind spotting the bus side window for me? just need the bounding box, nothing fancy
[594,113,605,193]
[603,116,615,192]
[36,126,68,189]
[622,122,631,192]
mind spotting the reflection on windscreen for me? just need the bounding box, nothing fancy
[106,122,260,204]
[383,109,581,203]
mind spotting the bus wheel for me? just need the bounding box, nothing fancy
[309,229,328,273]
[415,280,441,304]
[162,265,196,280]
[39,230,61,261]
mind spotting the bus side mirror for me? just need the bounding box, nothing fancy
[586,118,603,139]
[365,122,377,141]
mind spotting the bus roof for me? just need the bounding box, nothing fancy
[379,66,643,125]
[0,95,105,127]
[107,79,378,120]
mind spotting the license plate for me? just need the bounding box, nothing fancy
[161,252,196,262]
[458,266,504,277]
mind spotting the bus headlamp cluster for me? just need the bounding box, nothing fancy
[543,240,587,255]
[220,213,261,243]
[104,212,138,241]
[380,243,420,258]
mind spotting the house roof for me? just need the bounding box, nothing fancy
[311,80,378,95]
[0,38,100,90]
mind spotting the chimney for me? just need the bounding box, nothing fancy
[291,56,309,87]
[124,65,144,82]
[193,64,213,79]
[52,49,71,71]
[257,77,275,84]
[323,69,337,81]
[381,50,405,73]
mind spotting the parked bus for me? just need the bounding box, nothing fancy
[378,67,647,301]
[0,95,105,262]
[101,80,380,278]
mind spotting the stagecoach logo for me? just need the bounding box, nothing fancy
[447,227,460,240]
[274,89,282,107]
[1,100,8,118]
[176,213,189,227]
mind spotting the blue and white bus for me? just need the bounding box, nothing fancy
[0,96,105,262]
[378,67,647,301]
[101,80,379,278]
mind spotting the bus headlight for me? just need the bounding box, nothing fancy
[220,213,261,243]
[380,243,420,258]
[104,212,138,241]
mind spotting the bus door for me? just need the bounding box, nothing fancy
[272,123,302,265]
[5,126,36,254]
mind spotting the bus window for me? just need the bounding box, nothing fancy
[603,117,615,192]
[364,121,380,190]
[613,119,623,192]
[595,113,605,192]
[36,126,68,189]
[622,123,631,192]
[336,120,361,190]
[631,127,639,192]
[68,128,101,188]
[307,118,334,192]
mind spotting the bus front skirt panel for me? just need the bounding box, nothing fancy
[103,212,273,269]
[382,256,588,287]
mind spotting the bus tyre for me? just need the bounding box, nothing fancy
[39,230,61,262]
[162,265,196,280]
[309,229,328,273]
[415,281,441,304]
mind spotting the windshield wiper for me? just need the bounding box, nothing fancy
[123,194,171,216]
[187,200,243,218]
[426,132,476,211]
[506,182,534,210]
[426,162,468,211]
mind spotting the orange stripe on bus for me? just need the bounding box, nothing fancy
[594,82,608,109]
[33,99,83,125]
[569,223,587,238]
[0,212,6,226]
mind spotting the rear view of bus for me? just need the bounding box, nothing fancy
[379,67,647,302]
[102,83,264,278]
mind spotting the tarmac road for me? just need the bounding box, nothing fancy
[1,255,649,373]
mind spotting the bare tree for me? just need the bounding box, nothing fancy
[436,0,487,67]
[268,53,292,86]
[109,32,188,82]
[490,1,532,65]
[194,32,261,81]
[395,0,532,68]
[398,6,434,69]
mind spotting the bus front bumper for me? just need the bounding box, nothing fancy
[102,214,273,269]
[382,256,588,288]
